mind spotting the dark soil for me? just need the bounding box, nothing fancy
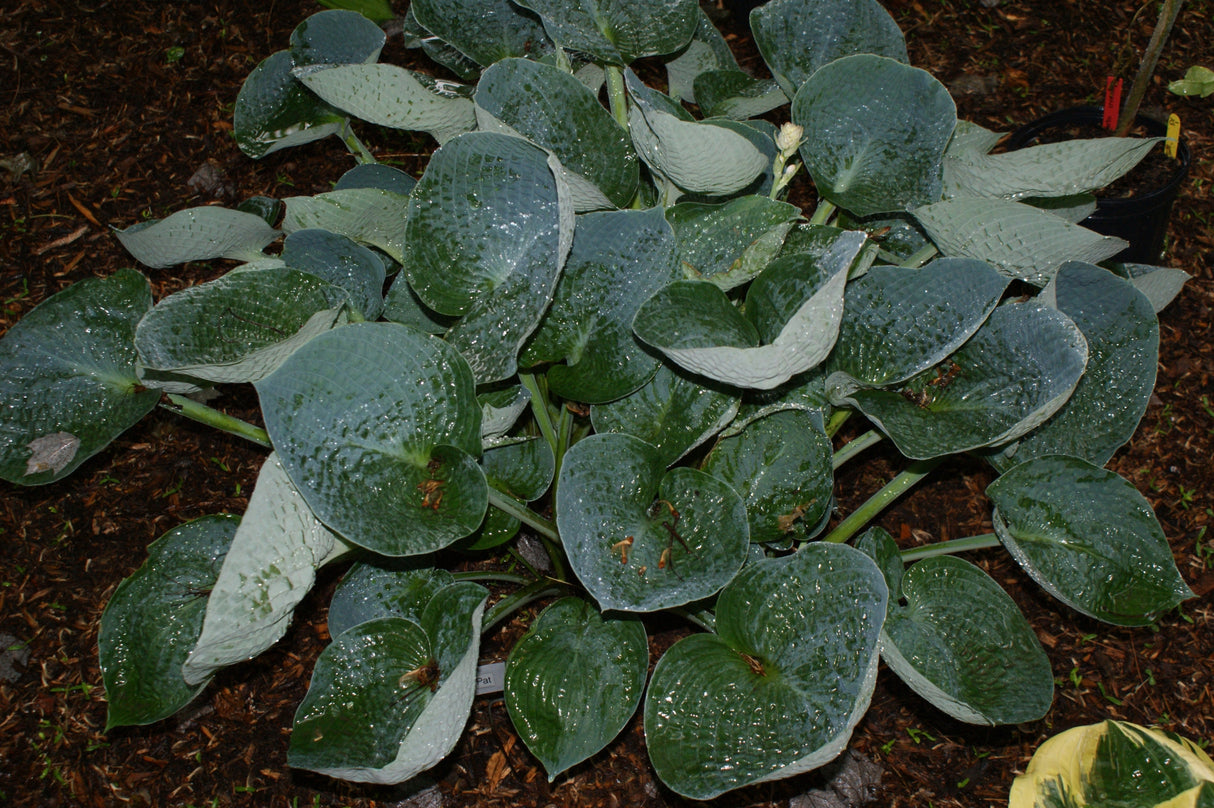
[2,1,1212,807]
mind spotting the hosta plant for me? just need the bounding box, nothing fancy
[0,0,1197,799]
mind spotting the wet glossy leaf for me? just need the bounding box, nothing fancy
[515,0,698,64]
[665,196,800,290]
[506,598,648,779]
[412,0,552,67]
[644,543,886,799]
[328,562,456,639]
[100,515,239,729]
[988,455,1194,626]
[282,187,413,264]
[115,206,280,268]
[280,228,387,321]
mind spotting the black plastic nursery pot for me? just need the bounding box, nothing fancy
[1006,105,1192,264]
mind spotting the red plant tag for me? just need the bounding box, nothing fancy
[1102,77,1123,130]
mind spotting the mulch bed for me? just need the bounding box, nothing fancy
[2,1,1211,806]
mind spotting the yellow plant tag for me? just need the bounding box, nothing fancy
[1165,113,1181,158]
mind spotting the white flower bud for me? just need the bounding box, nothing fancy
[775,123,804,155]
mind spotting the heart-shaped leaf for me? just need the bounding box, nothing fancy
[792,54,955,216]
[404,131,572,383]
[288,582,488,783]
[256,323,487,556]
[752,0,907,97]
[0,269,159,485]
[556,433,749,612]
[988,455,1194,626]
[515,0,699,64]
[913,198,1128,286]
[135,268,350,384]
[295,64,476,145]
[856,528,1053,725]
[826,258,1008,389]
[644,542,887,799]
[114,207,280,268]
[505,598,648,779]
[701,409,834,544]
[475,58,638,210]
[411,0,552,68]
[100,515,240,729]
[590,363,740,466]
[280,228,387,321]
[183,454,352,685]
[521,207,679,403]
[840,302,1088,459]
[993,262,1158,469]
[328,562,456,639]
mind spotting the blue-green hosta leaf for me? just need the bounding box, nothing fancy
[693,71,788,120]
[289,583,488,783]
[664,8,740,104]
[944,129,1161,200]
[411,0,552,68]
[856,528,1052,726]
[1113,263,1191,313]
[405,132,572,383]
[295,64,475,145]
[316,0,395,24]
[840,302,1088,459]
[988,455,1194,626]
[334,163,418,196]
[382,278,457,336]
[724,368,830,437]
[135,268,350,384]
[521,208,679,403]
[505,598,648,779]
[556,433,749,612]
[458,436,556,551]
[99,515,239,729]
[479,385,530,442]
[114,207,280,268]
[282,188,412,264]
[256,323,487,556]
[644,542,887,799]
[792,55,955,217]
[280,228,387,321]
[665,196,801,289]
[913,198,1129,286]
[514,0,698,64]
[995,262,1158,469]
[233,11,386,158]
[701,410,833,545]
[634,264,850,390]
[751,0,907,98]
[328,562,456,639]
[1010,720,1214,808]
[475,58,638,210]
[626,70,767,196]
[590,363,740,466]
[826,258,1008,389]
[183,454,353,685]
[0,269,159,485]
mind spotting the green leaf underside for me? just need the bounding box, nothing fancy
[913,198,1128,286]
[0,268,159,485]
[988,455,1194,626]
[644,543,887,799]
[288,582,487,784]
[183,454,351,685]
[792,54,954,217]
[857,528,1052,725]
[282,188,412,264]
[827,258,1009,388]
[996,261,1158,469]
[514,0,699,64]
[115,206,280,268]
[134,268,350,383]
[505,598,648,779]
[475,58,638,209]
[100,515,240,729]
[256,323,487,556]
[751,0,907,97]
[411,0,552,68]
[556,433,749,612]
[590,363,740,467]
[841,302,1088,459]
[521,207,680,403]
[701,410,833,544]
[405,131,569,383]
[295,64,476,145]
[664,9,740,105]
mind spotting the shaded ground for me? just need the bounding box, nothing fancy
[2,1,1211,806]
